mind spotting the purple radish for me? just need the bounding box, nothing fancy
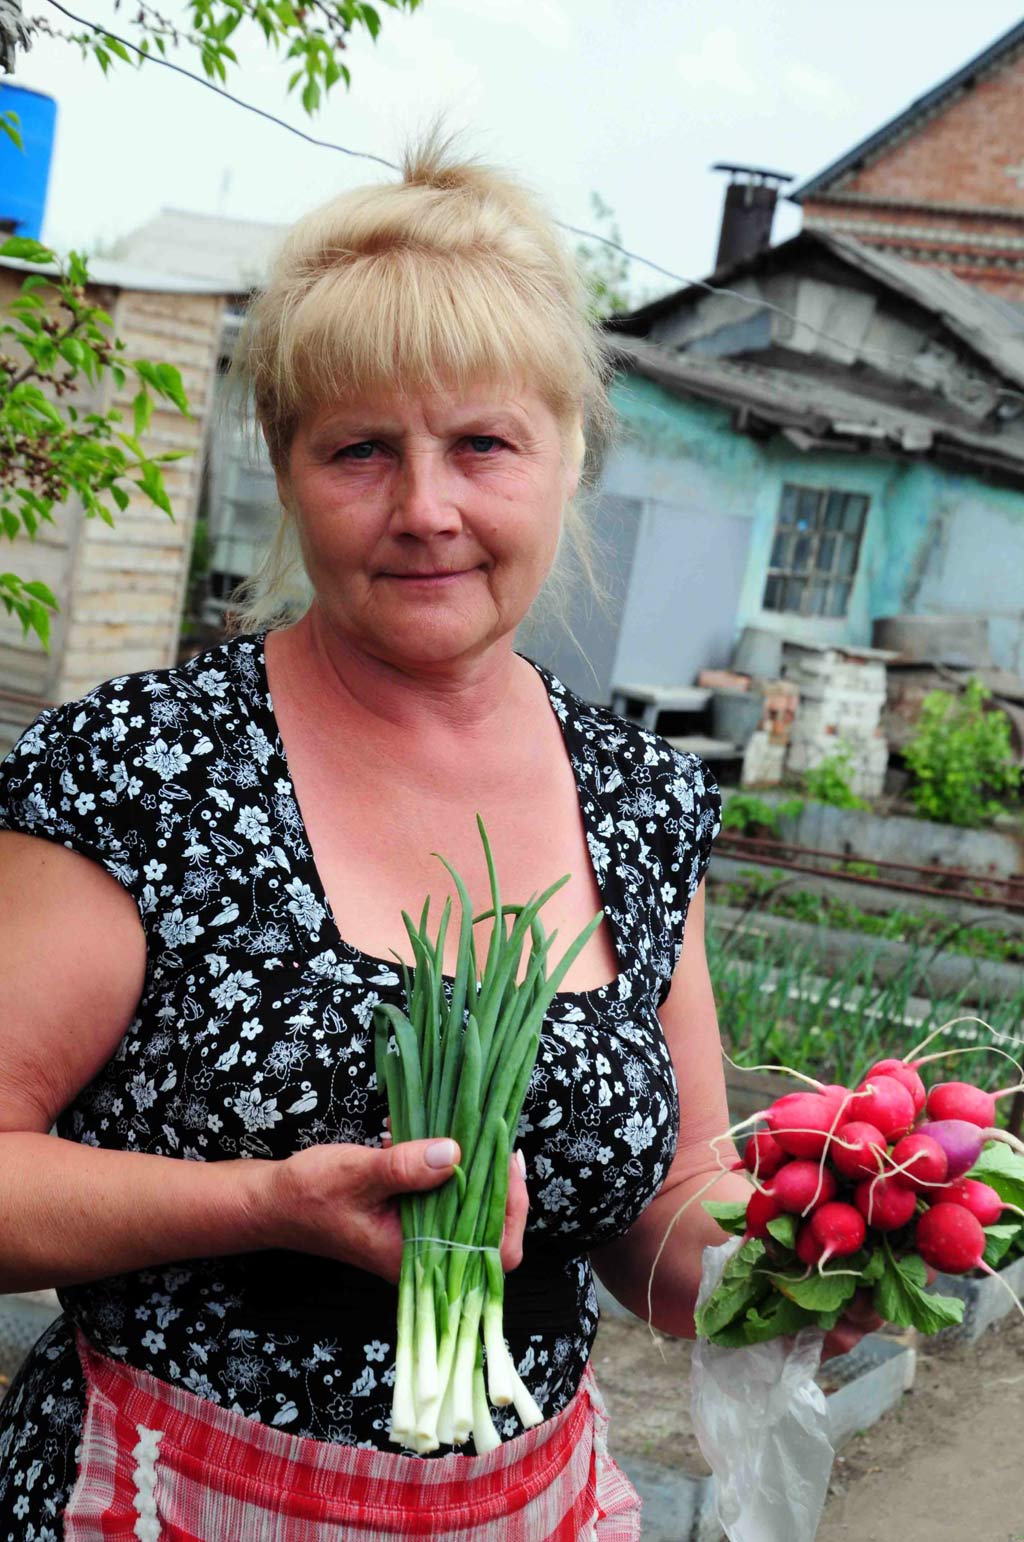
[915,1119,985,1180]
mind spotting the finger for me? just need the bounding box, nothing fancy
[500,1149,529,1272]
[370,1138,462,1198]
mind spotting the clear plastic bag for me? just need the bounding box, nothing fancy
[690,1239,835,1542]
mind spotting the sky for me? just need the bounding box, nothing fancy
[9,0,1024,294]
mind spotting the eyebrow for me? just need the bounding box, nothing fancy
[308,408,532,446]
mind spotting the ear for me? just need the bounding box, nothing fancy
[564,418,585,501]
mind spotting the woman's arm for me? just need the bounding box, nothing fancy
[590,880,750,1335]
[591,880,883,1355]
[0,832,525,1292]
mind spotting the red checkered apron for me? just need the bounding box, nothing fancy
[64,1330,641,1540]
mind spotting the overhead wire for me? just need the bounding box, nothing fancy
[31,0,1024,407]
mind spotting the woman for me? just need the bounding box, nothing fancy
[0,137,869,1538]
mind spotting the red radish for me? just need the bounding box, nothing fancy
[915,1202,986,1274]
[935,1178,1004,1227]
[916,1120,985,1181]
[745,1185,781,1239]
[820,1084,853,1111]
[743,1131,786,1180]
[764,1093,838,1159]
[854,1176,917,1231]
[773,1160,837,1215]
[810,1201,867,1260]
[795,1223,824,1267]
[844,1075,916,1139]
[889,1133,948,1194]
[831,1121,887,1181]
[866,1058,926,1114]
[925,1082,996,1129]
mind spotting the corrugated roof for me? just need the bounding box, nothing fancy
[607,229,1024,390]
[114,208,288,291]
[608,334,1024,482]
[792,20,1024,203]
[0,253,231,294]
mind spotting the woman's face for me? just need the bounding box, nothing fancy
[279,383,580,671]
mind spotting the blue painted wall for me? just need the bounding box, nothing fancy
[602,374,1024,682]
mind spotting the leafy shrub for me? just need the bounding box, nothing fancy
[903,679,1021,827]
[801,744,870,810]
[722,794,804,837]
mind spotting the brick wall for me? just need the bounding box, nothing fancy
[801,45,1024,297]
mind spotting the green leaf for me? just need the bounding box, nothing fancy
[1,112,24,150]
[133,390,154,439]
[694,1239,769,1339]
[983,1223,1021,1270]
[769,1266,859,1314]
[110,483,130,513]
[873,1250,964,1334]
[0,236,54,264]
[967,1144,1024,1212]
[702,1199,749,1238]
[21,580,58,607]
[741,1292,819,1343]
[154,362,190,415]
[766,1214,798,1250]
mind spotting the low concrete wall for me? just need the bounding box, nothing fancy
[722,791,1024,878]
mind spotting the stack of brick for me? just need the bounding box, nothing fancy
[783,643,889,798]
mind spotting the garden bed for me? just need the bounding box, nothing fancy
[594,1285,915,1542]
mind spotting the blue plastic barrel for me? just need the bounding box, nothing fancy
[0,84,58,240]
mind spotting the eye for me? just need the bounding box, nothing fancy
[336,441,377,460]
[464,435,504,454]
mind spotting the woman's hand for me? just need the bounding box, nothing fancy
[820,1288,885,1361]
[258,1138,529,1285]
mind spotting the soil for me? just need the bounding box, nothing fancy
[817,1316,1024,1542]
[594,1308,1024,1542]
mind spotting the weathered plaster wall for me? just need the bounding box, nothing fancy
[599,374,1024,689]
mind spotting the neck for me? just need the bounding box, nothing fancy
[266,608,530,740]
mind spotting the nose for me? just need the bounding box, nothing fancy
[390,448,461,539]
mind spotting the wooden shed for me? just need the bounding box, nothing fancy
[0,256,229,756]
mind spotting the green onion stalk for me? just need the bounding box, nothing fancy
[373,817,603,1454]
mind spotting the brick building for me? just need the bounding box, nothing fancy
[792,20,1024,299]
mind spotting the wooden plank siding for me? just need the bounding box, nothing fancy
[57,288,224,700]
[0,269,225,755]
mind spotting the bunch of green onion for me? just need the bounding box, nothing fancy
[373,817,603,1454]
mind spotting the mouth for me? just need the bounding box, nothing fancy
[381,567,481,584]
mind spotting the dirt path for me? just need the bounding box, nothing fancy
[594,1308,1024,1542]
[818,1316,1024,1542]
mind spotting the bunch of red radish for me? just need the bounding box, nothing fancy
[741,1060,1022,1277]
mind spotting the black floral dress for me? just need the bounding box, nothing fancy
[0,630,720,1536]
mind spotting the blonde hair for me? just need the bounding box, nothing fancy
[225,129,612,636]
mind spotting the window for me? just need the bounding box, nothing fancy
[762,484,868,618]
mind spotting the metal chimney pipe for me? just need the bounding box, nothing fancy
[711,163,794,271]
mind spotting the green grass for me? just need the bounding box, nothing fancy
[714,870,1024,966]
[706,923,1024,1093]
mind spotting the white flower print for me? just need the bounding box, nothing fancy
[141,738,192,780]
[0,632,721,1520]
[235,805,271,846]
[284,878,326,938]
[230,1089,283,1132]
[210,970,259,1011]
[158,908,205,949]
[618,1111,656,1156]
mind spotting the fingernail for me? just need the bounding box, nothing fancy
[516,1149,527,1180]
[425,1139,458,1169]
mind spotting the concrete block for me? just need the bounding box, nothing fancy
[929,1254,1024,1345]
[0,1291,61,1383]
